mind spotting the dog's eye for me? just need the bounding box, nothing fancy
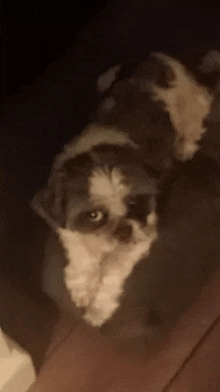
[88,210,105,222]
[75,210,108,231]
[85,210,108,227]
[128,199,137,207]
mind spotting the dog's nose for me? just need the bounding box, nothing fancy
[114,223,132,242]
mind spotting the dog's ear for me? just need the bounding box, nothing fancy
[199,50,220,93]
[199,50,220,74]
[150,52,213,161]
[97,64,122,95]
[31,172,66,228]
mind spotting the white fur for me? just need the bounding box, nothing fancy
[57,228,117,308]
[84,212,158,326]
[58,229,99,308]
[57,210,157,327]
[97,64,122,94]
[151,52,213,161]
[89,167,130,216]
[53,125,137,171]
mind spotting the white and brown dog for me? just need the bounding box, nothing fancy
[31,51,219,328]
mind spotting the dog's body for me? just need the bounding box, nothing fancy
[32,50,220,330]
[100,152,220,342]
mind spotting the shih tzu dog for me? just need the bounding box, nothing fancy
[31,50,219,329]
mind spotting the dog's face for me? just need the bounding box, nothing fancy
[32,143,159,324]
[33,144,158,256]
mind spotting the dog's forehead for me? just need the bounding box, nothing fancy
[62,155,157,204]
[88,165,156,217]
[89,165,156,198]
[120,163,158,195]
[89,167,128,199]
[58,144,158,222]
[88,167,129,217]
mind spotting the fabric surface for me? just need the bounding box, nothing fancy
[29,268,220,391]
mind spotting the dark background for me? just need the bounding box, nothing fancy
[2,0,220,287]
[1,0,220,368]
[2,0,220,97]
[2,0,106,96]
[2,0,220,297]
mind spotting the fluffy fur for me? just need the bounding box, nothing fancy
[97,52,213,162]
[32,51,218,327]
[33,145,158,326]
[150,53,213,160]
[83,212,157,326]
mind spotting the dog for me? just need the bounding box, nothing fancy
[31,51,217,328]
